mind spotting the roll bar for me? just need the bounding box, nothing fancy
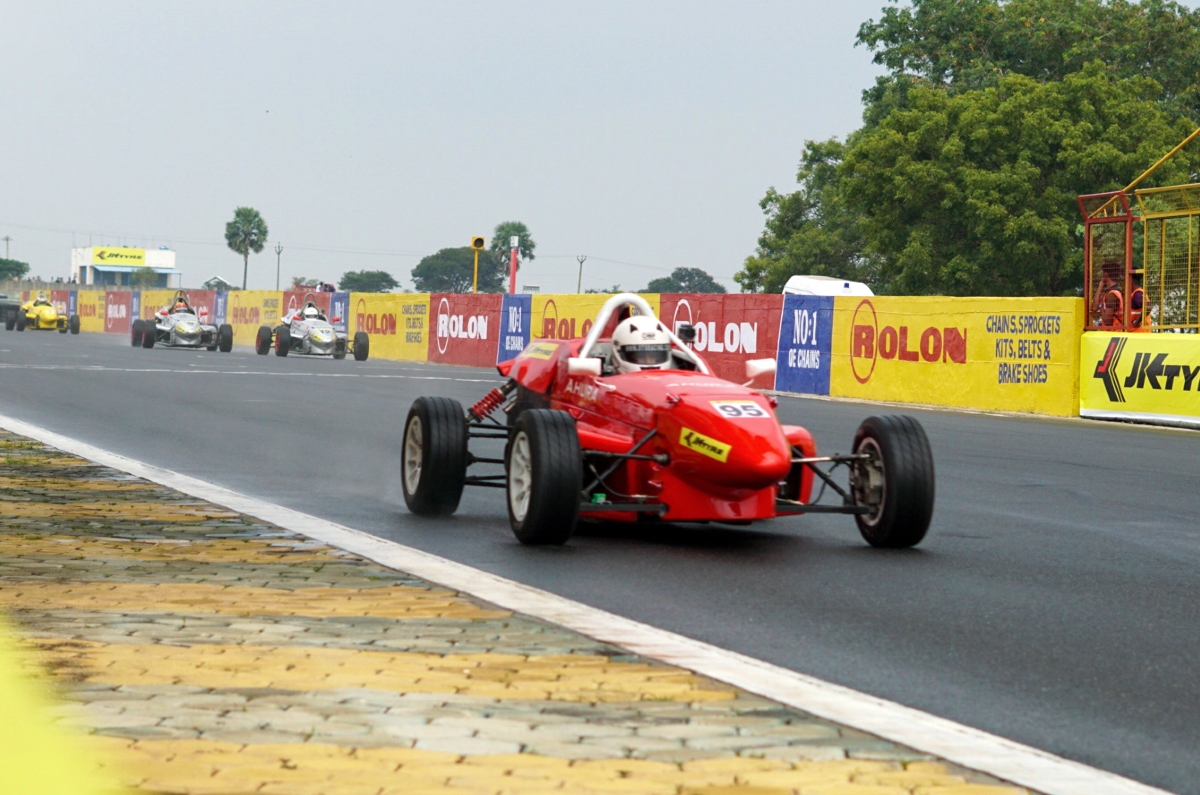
[576,293,709,375]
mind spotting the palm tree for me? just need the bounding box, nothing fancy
[225,207,269,289]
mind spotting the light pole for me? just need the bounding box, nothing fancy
[1,236,11,259]
[274,243,283,290]
[576,255,587,293]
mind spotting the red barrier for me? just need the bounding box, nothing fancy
[104,291,131,334]
[658,294,783,384]
[427,293,503,367]
[282,290,332,321]
[50,290,70,315]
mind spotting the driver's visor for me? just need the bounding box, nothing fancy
[621,344,671,366]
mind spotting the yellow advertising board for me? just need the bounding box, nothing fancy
[137,290,175,319]
[225,290,282,346]
[351,293,430,360]
[92,247,144,265]
[76,290,106,334]
[531,294,661,342]
[1080,332,1200,427]
[829,296,1083,416]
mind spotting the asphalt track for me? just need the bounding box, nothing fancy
[2,330,1198,794]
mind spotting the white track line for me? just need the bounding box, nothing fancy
[0,412,1174,795]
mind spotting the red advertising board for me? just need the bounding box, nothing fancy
[104,291,131,334]
[282,290,332,321]
[50,290,70,315]
[187,290,217,324]
[427,293,503,367]
[658,294,784,384]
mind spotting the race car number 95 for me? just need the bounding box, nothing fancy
[710,400,767,419]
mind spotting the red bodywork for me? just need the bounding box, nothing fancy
[498,338,816,523]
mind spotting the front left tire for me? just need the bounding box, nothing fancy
[353,331,370,361]
[218,323,234,353]
[68,314,80,334]
[131,319,145,347]
[850,415,935,549]
[401,396,468,516]
[506,409,582,546]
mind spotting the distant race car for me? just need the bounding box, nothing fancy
[254,298,369,360]
[131,290,233,352]
[401,293,935,548]
[8,292,80,334]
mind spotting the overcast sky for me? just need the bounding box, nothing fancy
[3,1,897,292]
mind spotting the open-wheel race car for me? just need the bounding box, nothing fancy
[9,292,80,334]
[254,296,369,360]
[401,293,935,548]
[132,290,233,352]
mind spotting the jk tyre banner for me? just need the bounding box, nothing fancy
[1081,332,1200,428]
[658,294,781,385]
[428,293,502,367]
[830,296,1083,416]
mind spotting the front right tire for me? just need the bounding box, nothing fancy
[274,326,290,356]
[401,396,468,516]
[68,314,80,334]
[506,409,582,546]
[255,325,272,355]
[15,313,25,332]
[142,320,156,348]
[131,319,144,347]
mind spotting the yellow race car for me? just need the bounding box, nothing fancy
[9,293,80,334]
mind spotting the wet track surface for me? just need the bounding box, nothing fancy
[2,330,1198,793]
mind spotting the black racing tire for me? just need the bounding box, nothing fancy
[15,313,25,332]
[850,415,935,549]
[131,319,144,347]
[142,319,156,348]
[275,325,290,357]
[506,409,582,546]
[218,323,233,353]
[4,310,14,331]
[401,396,468,516]
[255,325,272,355]
[353,331,369,361]
[68,314,80,335]
[333,338,347,360]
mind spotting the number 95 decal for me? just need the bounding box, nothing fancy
[710,400,768,419]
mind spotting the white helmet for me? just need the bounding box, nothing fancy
[611,316,672,374]
[303,305,320,320]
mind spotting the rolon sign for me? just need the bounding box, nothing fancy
[849,299,966,384]
[435,297,489,355]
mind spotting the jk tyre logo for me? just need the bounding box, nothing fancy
[1093,336,1200,403]
[679,427,731,463]
[1093,337,1127,403]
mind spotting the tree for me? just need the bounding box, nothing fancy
[584,285,624,294]
[857,0,1200,119]
[292,276,318,288]
[130,266,159,287]
[339,270,400,293]
[644,268,728,294]
[224,207,269,290]
[489,222,536,288]
[0,258,30,281]
[411,248,502,293]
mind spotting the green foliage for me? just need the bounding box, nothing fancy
[291,276,317,288]
[411,248,503,293]
[130,266,159,287]
[644,267,728,294]
[224,207,269,290]
[738,1,1200,297]
[858,0,1200,119]
[584,285,624,294]
[339,270,400,293]
[488,222,536,286]
[0,258,30,280]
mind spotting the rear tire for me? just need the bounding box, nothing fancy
[68,314,80,334]
[16,313,25,332]
[4,311,14,331]
[506,409,582,546]
[131,319,144,347]
[353,331,369,361]
[401,396,468,516]
[255,325,272,355]
[274,326,290,356]
[142,319,156,348]
[218,323,233,353]
[850,415,935,548]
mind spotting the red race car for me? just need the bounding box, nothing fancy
[402,294,934,548]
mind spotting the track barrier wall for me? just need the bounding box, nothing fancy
[1080,331,1200,428]
[61,289,1191,423]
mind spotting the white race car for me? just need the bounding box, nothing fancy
[132,291,233,352]
[255,300,368,360]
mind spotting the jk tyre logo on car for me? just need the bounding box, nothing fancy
[679,427,731,463]
[850,299,967,384]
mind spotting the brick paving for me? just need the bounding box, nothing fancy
[0,430,1032,794]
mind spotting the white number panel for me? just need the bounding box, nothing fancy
[709,400,769,419]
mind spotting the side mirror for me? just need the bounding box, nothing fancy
[676,323,696,344]
[567,357,602,377]
[744,358,777,383]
